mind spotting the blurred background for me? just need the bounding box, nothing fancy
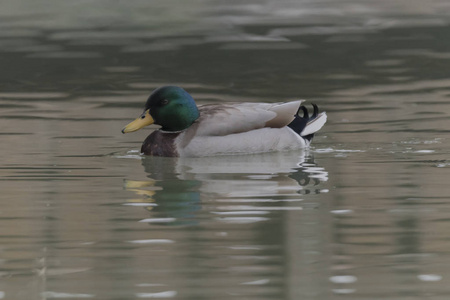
[0,0,449,299]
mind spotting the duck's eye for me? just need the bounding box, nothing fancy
[161,99,169,105]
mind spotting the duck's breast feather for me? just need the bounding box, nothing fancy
[178,126,306,157]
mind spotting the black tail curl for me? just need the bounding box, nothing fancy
[288,103,321,142]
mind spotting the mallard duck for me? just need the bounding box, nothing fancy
[122,86,327,157]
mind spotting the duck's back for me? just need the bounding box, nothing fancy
[193,101,302,135]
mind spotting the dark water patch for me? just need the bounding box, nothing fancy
[388,129,450,133]
[0,28,41,38]
[218,42,307,50]
[0,41,63,53]
[97,102,144,108]
[328,106,398,113]
[0,103,34,109]
[27,51,102,58]
[341,116,450,125]
[0,166,102,170]
[103,66,140,73]
[4,175,122,179]
[52,135,113,139]
[413,101,450,105]
[0,92,69,100]
[333,129,376,133]
[0,24,447,98]
[0,132,33,135]
[56,152,122,158]
[364,160,448,164]
[412,111,446,115]
[1,115,131,121]
[387,49,450,63]
[370,88,450,96]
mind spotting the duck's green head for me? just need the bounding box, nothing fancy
[122,86,200,133]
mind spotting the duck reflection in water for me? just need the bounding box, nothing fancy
[124,150,328,225]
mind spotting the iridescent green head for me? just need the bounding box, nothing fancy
[145,86,199,131]
[122,86,200,133]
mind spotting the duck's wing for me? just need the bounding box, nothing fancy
[194,100,304,136]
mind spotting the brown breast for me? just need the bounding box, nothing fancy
[141,131,180,157]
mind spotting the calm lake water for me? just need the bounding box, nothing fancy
[1,0,450,299]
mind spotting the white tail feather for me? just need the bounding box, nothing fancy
[300,112,327,136]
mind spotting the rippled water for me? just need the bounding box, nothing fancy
[1,0,450,299]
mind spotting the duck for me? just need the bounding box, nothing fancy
[122,86,327,157]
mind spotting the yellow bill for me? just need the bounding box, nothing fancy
[122,109,154,133]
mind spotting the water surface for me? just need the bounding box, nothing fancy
[1,0,450,299]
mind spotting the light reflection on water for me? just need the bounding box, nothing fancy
[118,152,330,299]
[124,151,327,227]
[0,0,450,299]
